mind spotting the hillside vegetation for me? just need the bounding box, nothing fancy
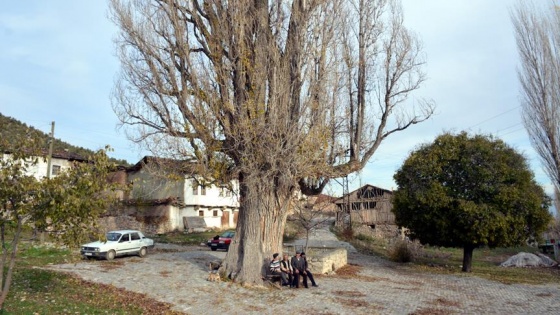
[0,113,129,166]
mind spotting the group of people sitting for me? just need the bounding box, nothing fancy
[269,250,319,288]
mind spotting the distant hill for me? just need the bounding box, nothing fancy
[0,113,130,166]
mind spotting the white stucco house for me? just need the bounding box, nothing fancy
[122,156,239,232]
[1,151,87,180]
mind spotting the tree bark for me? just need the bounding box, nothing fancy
[462,244,475,273]
[0,217,22,309]
[221,175,291,285]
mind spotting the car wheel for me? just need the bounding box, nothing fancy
[211,247,217,251]
[106,250,116,261]
[139,247,147,257]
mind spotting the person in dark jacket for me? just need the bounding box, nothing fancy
[301,252,318,287]
[290,250,308,288]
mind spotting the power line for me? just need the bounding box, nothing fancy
[496,122,524,134]
[467,106,521,129]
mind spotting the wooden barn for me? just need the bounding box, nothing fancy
[334,184,395,228]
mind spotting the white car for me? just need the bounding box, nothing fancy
[80,230,155,260]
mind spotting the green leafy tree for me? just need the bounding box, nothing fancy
[0,135,119,309]
[393,132,552,272]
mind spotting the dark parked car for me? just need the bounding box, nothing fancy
[207,231,235,251]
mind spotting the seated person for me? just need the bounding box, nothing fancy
[280,253,294,287]
[291,250,308,288]
[301,252,318,287]
[269,253,289,285]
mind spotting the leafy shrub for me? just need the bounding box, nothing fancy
[355,233,374,242]
[388,239,415,263]
[340,226,354,240]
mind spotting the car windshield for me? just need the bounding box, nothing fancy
[106,233,121,241]
[222,231,235,238]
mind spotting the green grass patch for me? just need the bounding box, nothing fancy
[151,230,225,245]
[4,268,180,314]
[1,242,182,314]
[16,244,77,268]
[334,228,560,285]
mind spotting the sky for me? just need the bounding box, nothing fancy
[0,0,557,198]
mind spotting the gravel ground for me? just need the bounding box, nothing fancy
[48,224,560,315]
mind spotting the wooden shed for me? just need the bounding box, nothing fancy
[334,184,394,226]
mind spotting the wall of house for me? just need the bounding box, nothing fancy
[103,203,238,234]
[181,179,239,229]
[128,168,185,201]
[123,162,241,231]
[169,206,236,231]
[350,200,395,225]
[177,206,237,229]
[99,215,169,235]
[1,153,75,180]
[184,179,239,208]
[109,169,128,200]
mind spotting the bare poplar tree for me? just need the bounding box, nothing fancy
[110,0,433,285]
[512,1,560,193]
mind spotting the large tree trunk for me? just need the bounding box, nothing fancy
[462,244,475,272]
[221,175,291,285]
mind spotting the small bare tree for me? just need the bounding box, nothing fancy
[289,195,333,253]
[511,2,560,193]
[110,0,433,285]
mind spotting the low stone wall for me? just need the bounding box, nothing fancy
[98,215,170,235]
[282,247,347,274]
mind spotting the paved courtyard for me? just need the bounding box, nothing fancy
[48,224,560,314]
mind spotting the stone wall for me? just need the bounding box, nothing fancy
[98,215,171,235]
[303,247,347,275]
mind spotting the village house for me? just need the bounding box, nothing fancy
[1,150,88,180]
[334,184,399,237]
[102,156,239,234]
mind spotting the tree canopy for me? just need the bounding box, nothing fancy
[0,134,120,308]
[393,132,552,272]
[511,2,560,212]
[109,0,434,284]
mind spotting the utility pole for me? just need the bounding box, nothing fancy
[46,121,55,179]
[38,121,55,244]
[343,175,351,230]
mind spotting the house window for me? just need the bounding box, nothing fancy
[213,210,218,217]
[198,210,204,217]
[51,165,61,176]
[201,185,206,195]
[193,183,198,195]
